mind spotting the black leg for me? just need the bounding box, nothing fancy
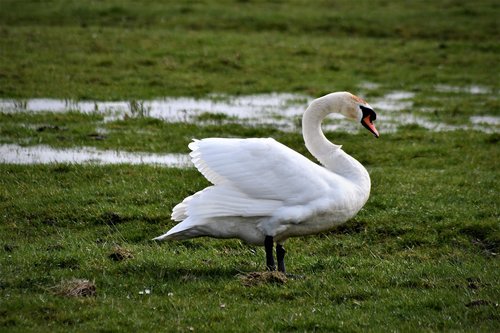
[276,243,286,273]
[264,236,276,271]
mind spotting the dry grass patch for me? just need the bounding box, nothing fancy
[53,278,96,297]
[108,245,134,261]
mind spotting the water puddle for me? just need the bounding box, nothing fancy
[1,86,498,165]
[470,115,500,126]
[0,94,309,127]
[434,84,491,95]
[0,144,191,167]
[2,83,497,165]
[1,93,498,135]
[371,91,415,112]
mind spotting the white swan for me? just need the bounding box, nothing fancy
[154,92,379,273]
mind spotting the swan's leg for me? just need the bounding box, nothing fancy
[276,243,286,273]
[264,236,276,271]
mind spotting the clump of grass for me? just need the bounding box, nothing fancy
[465,300,499,308]
[127,100,150,118]
[239,271,288,286]
[52,278,96,297]
[108,245,134,261]
[195,112,235,124]
[3,244,15,252]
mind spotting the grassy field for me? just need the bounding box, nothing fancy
[1,0,499,332]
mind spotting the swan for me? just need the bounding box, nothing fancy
[154,92,379,273]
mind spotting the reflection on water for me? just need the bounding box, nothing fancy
[0,144,191,167]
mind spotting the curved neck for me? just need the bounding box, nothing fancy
[302,94,342,167]
[302,94,371,194]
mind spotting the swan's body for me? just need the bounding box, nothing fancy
[154,92,379,272]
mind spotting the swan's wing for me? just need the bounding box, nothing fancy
[160,138,344,240]
[188,138,335,205]
[172,185,283,221]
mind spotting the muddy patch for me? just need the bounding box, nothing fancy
[238,271,288,286]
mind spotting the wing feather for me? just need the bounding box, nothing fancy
[165,137,343,238]
[188,138,336,205]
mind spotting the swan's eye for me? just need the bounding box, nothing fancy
[360,105,376,122]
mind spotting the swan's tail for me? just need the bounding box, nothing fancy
[154,184,280,242]
[152,231,174,241]
[152,226,198,241]
[152,230,189,241]
[152,216,203,241]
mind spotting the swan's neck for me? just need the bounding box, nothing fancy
[302,94,371,197]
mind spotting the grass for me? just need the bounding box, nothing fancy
[0,111,286,153]
[1,0,499,332]
[1,130,498,332]
[0,1,498,99]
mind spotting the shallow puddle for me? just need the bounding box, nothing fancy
[2,90,497,134]
[0,144,191,167]
[0,94,309,126]
[0,87,498,165]
[470,115,500,126]
[434,84,490,95]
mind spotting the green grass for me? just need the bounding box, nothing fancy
[1,0,499,332]
[0,111,284,153]
[0,0,498,99]
[1,130,498,332]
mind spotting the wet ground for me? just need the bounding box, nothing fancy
[1,85,498,165]
[0,144,191,167]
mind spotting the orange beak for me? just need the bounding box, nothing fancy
[362,115,379,138]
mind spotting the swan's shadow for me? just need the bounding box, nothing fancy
[136,260,251,282]
[141,261,305,285]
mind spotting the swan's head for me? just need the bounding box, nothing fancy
[306,91,380,138]
[340,92,379,138]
